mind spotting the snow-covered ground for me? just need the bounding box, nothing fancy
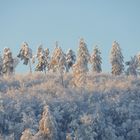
[0,72,140,140]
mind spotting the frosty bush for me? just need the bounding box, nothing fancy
[110,41,124,75]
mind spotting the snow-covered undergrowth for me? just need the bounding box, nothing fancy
[0,72,140,140]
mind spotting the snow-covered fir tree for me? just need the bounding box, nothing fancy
[2,48,14,75]
[17,42,32,65]
[58,50,66,73]
[29,105,58,140]
[134,52,140,74]
[125,56,139,76]
[72,38,90,87]
[44,48,50,71]
[125,54,140,76]
[66,49,76,72]
[49,42,66,73]
[49,42,60,72]
[17,42,33,72]
[34,45,48,73]
[91,46,102,73]
[20,129,34,140]
[0,52,3,75]
[110,41,124,75]
[77,38,90,72]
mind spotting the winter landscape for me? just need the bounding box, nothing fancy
[0,73,140,140]
[1,1,140,140]
[0,38,140,140]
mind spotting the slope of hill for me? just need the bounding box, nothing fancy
[0,72,140,140]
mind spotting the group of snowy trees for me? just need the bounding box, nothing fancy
[0,39,140,77]
[1,72,140,140]
[110,41,140,76]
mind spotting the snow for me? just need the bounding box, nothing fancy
[110,41,124,75]
[90,46,102,73]
[0,73,140,140]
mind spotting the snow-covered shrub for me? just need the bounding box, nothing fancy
[110,41,124,75]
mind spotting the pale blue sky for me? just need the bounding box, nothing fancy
[0,0,140,73]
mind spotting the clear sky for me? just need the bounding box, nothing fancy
[0,0,140,73]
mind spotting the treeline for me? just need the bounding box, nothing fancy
[0,38,139,78]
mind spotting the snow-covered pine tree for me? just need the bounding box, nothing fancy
[77,38,90,72]
[110,41,124,75]
[49,42,60,72]
[17,42,33,73]
[20,129,33,140]
[34,45,48,73]
[66,49,76,72]
[72,38,90,87]
[125,56,139,76]
[2,48,14,76]
[44,48,50,71]
[135,52,140,74]
[0,52,3,75]
[12,57,19,74]
[49,42,66,73]
[58,51,67,86]
[35,105,58,140]
[90,46,102,73]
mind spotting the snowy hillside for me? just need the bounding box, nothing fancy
[0,72,140,140]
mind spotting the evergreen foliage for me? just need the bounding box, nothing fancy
[17,42,33,73]
[66,49,76,72]
[49,42,66,73]
[77,38,90,72]
[72,38,90,87]
[34,45,49,73]
[0,53,3,75]
[110,41,124,75]
[91,46,102,73]
[0,39,139,77]
[125,56,140,76]
[0,73,139,140]
[2,48,14,75]
[17,42,32,65]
